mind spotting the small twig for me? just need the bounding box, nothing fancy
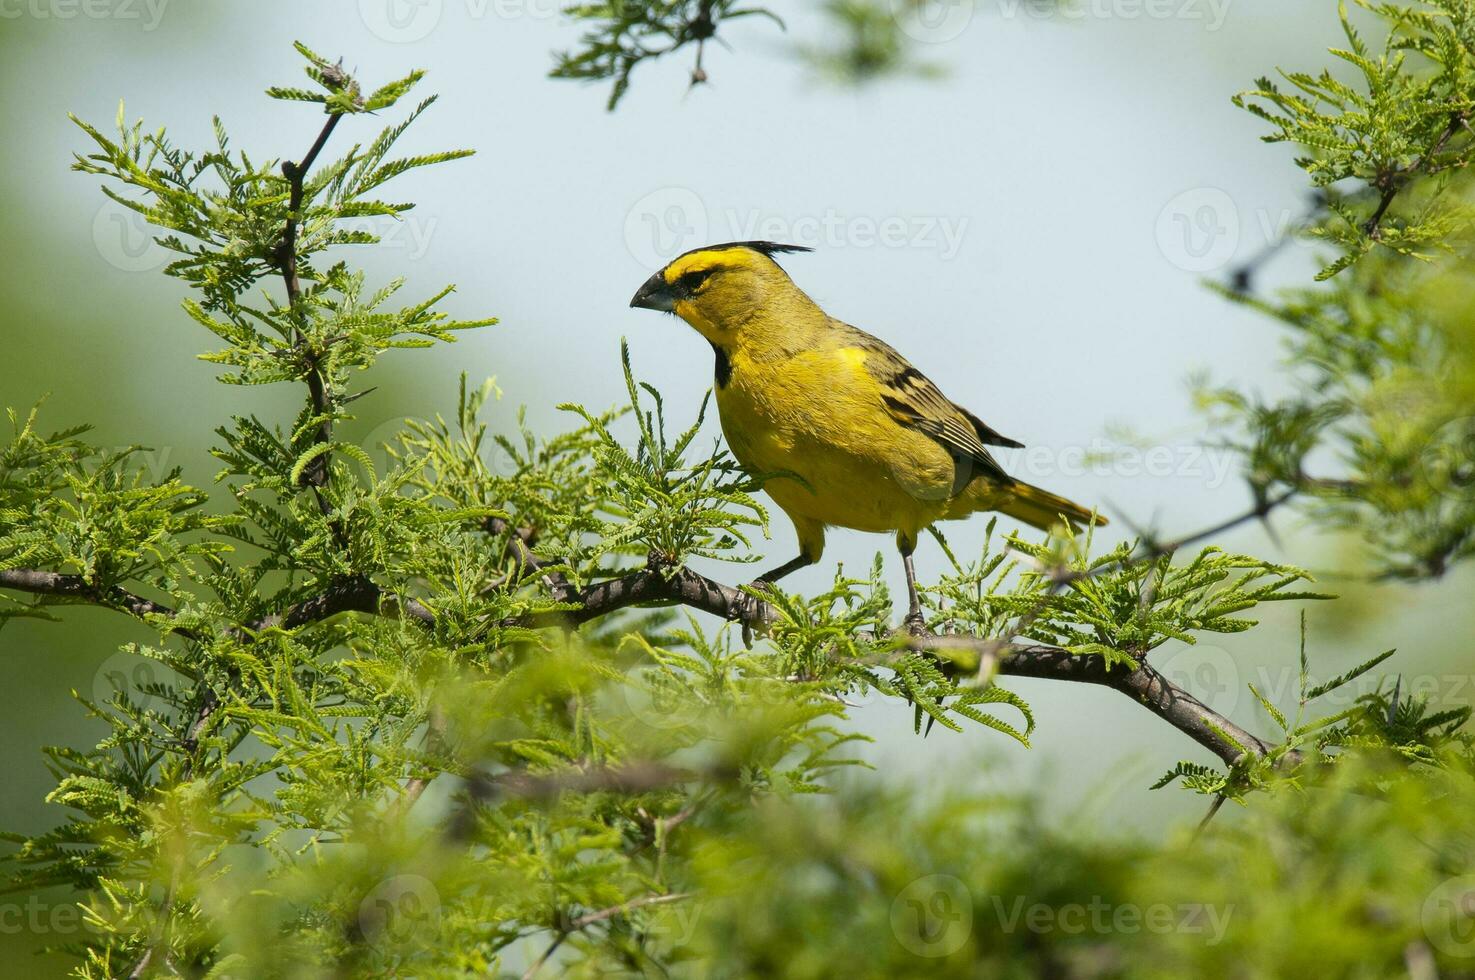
[126,946,153,980]
[485,516,573,601]
[521,892,695,980]
[1362,110,1466,239]
[396,705,446,815]
[520,931,567,980]
[1094,486,1299,577]
[1193,794,1228,840]
[494,761,700,801]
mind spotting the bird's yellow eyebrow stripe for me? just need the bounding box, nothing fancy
[663,251,730,283]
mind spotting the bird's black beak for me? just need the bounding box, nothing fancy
[629,270,676,312]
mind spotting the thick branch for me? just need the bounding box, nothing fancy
[3,497,1295,775]
[233,576,434,635]
[0,568,431,766]
[997,645,1278,765]
[517,564,749,629]
[507,563,1279,768]
[0,568,180,621]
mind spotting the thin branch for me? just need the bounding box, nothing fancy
[233,576,434,634]
[516,483,1299,630]
[273,108,344,495]
[1362,110,1467,239]
[521,892,695,980]
[126,946,153,980]
[485,516,573,600]
[1084,486,1299,583]
[1194,794,1228,839]
[494,761,700,802]
[572,890,694,929]
[2,556,1279,771]
[520,932,566,980]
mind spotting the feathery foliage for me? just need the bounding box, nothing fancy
[0,16,1472,978]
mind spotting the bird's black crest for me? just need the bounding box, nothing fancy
[674,240,815,262]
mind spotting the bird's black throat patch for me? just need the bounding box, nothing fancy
[710,342,733,388]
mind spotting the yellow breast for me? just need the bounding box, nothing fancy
[715,345,955,536]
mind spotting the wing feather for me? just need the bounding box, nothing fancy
[839,324,1015,486]
[962,407,1025,449]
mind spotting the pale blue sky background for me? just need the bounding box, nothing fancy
[2,0,1471,851]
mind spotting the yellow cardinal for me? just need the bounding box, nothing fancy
[629,241,1104,629]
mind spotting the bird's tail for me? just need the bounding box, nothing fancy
[994,480,1107,532]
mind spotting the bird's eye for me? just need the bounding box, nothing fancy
[679,269,712,294]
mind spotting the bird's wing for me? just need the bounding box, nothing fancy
[960,407,1025,450]
[841,325,1015,485]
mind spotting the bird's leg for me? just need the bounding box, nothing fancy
[898,536,927,635]
[755,554,815,587]
[736,554,815,645]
